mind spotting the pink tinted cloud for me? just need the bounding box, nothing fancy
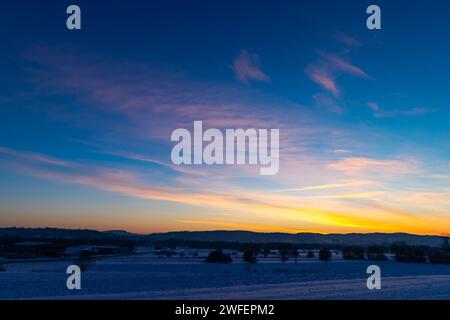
[20,46,335,164]
[232,50,271,83]
[327,157,417,175]
[312,93,344,113]
[367,102,380,111]
[4,144,450,234]
[20,46,398,181]
[0,146,75,168]
[322,53,368,78]
[367,102,434,118]
[334,149,351,154]
[22,46,288,141]
[306,51,368,97]
[104,151,209,177]
[306,67,339,96]
[335,33,362,47]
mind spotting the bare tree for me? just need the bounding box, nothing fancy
[243,248,257,264]
[291,247,299,264]
[319,248,331,266]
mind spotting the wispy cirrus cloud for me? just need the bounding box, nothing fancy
[307,68,340,97]
[231,50,271,84]
[367,102,381,112]
[429,174,450,179]
[0,146,75,168]
[323,52,368,78]
[275,180,374,192]
[312,92,344,113]
[335,32,362,48]
[102,150,208,177]
[2,145,450,234]
[367,102,434,118]
[327,157,418,175]
[306,51,368,97]
[0,146,384,231]
[21,46,302,144]
[19,45,344,175]
[334,149,351,154]
[8,46,449,234]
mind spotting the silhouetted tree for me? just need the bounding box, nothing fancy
[291,247,299,264]
[391,244,426,263]
[319,248,331,266]
[429,249,450,264]
[278,248,289,263]
[306,250,314,258]
[278,244,290,263]
[366,246,387,260]
[243,248,257,264]
[75,250,95,271]
[166,250,176,258]
[127,243,136,254]
[206,249,232,263]
[262,248,270,258]
[428,237,450,264]
[441,237,450,253]
[342,246,365,260]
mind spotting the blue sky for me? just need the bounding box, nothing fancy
[1,0,450,234]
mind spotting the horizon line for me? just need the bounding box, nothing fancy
[1,226,448,238]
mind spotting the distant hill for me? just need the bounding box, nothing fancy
[146,230,445,247]
[103,230,138,237]
[0,227,445,247]
[0,227,131,240]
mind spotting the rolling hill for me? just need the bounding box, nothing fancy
[0,227,445,247]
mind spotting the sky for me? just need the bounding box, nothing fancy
[0,0,450,235]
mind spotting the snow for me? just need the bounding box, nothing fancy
[1,248,450,300]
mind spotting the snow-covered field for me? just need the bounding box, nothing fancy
[1,248,450,300]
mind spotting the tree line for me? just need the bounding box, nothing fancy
[204,238,450,265]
